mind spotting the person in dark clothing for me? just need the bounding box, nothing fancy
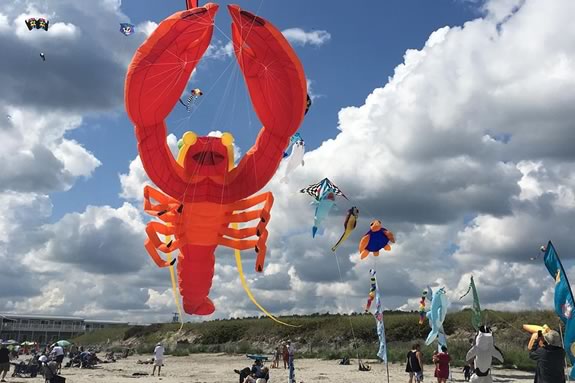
[0,344,10,382]
[405,343,423,383]
[462,364,472,381]
[250,359,263,376]
[256,367,269,380]
[529,329,566,383]
[234,367,251,383]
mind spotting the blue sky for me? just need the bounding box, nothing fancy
[2,0,575,322]
[51,0,480,221]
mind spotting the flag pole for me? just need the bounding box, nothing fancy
[385,361,390,383]
[560,324,571,382]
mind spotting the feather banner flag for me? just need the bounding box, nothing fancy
[460,276,482,331]
[369,269,388,363]
[542,241,575,379]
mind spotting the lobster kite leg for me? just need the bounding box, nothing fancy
[219,193,273,273]
[218,237,258,252]
[221,226,258,239]
[228,192,273,271]
[143,185,181,218]
[227,210,261,223]
[145,221,183,267]
[229,191,273,227]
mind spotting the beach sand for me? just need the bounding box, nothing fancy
[7,353,535,382]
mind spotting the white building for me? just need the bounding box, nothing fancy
[0,313,128,344]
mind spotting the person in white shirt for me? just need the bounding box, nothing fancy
[152,343,165,376]
[38,354,48,364]
[51,345,64,373]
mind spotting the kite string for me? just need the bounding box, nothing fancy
[333,248,362,363]
[227,1,300,327]
[171,54,237,135]
[202,0,298,326]
[194,0,296,327]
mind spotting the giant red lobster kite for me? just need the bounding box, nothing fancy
[124,0,307,315]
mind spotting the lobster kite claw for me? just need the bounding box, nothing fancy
[125,3,218,200]
[226,5,308,201]
[125,3,306,203]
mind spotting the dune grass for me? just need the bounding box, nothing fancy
[73,309,564,371]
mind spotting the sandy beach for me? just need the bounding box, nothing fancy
[5,353,536,383]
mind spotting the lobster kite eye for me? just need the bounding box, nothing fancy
[220,132,234,146]
[182,131,197,145]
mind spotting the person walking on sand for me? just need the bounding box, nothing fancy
[152,342,165,376]
[0,344,10,383]
[406,343,424,383]
[433,346,450,383]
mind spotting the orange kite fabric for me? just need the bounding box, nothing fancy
[124,2,307,315]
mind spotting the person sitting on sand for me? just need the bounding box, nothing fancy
[339,356,350,365]
[234,367,251,383]
[243,372,257,383]
[251,359,263,376]
[152,343,164,377]
[241,365,270,383]
[358,360,371,371]
[245,366,270,383]
[257,367,270,381]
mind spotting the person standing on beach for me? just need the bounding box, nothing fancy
[287,340,295,383]
[50,344,64,373]
[0,344,10,383]
[433,346,450,383]
[152,342,165,376]
[272,345,281,368]
[529,329,565,383]
[282,343,288,369]
[405,343,423,383]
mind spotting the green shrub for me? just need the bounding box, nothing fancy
[73,310,564,372]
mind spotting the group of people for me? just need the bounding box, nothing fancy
[233,340,297,383]
[405,327,568,383]
[67,349,104,369]
[405,343,451,383]
[234,359,270,383]
[271,340,294,369]
[0,343,66,382]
